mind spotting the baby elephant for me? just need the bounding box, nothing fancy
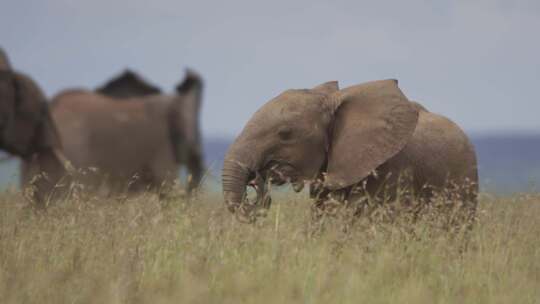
[222,80,478,222]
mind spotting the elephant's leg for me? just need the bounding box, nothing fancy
[21,150,67,207]
[462,178,479,225]
[147,149,180,201]
[20,157,34,190]
[156,175,175,200]
[123,168,155,194]
[458,180,479,251]
[123,168,169,198]
[412,178,477,238]
[447,178,479,232]
[186,151,204,195]
[309,186,363,234]
[20,156,44,205]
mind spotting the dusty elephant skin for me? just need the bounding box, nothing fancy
[0,47,67,205]
[222,79,478,222]
[22,69,204,197]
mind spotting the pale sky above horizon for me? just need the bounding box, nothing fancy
[1,0,539,137]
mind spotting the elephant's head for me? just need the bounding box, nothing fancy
[0,50,61,158]
[222,79,419,221]
[96,69,162,98]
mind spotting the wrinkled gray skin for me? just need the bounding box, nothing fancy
[22,70,204,196]
[223,80,478,222]
[95,69,162,98]
[0,48,66,205]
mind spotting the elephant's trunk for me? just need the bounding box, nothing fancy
[222,139,261,221]
[222,159,251,213]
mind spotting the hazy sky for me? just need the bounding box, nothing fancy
[1,0,539,137]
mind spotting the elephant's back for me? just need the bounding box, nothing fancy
[51,90,161,122]
[51,90,166,114]
[50,90,173,173]
[52,89,116,110]
[400,109,478,190]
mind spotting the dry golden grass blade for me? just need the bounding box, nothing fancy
[0,189,539,303]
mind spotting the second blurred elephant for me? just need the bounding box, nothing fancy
[24,69,205,196]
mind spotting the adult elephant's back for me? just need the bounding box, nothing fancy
[47,90,179,193]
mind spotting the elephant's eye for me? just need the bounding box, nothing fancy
[278,127,293,141]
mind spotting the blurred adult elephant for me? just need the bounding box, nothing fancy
[222,79,478,222]
[28,69,205,196]
[95,69,203,189]
[0,48,68,205]
[95,69,161,98]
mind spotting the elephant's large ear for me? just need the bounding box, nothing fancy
[312,81,339,94]
[324,79,418,190]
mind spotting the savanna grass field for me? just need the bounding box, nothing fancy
[0,187,538,303]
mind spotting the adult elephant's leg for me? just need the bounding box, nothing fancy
[186,151,204,195]
[21,150,67,207]
[20,158,34,191]
[20,156,44,205]
[123,167,154,194]
[150,149,179,200]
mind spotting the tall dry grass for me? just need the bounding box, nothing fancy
[0,189,539,303]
